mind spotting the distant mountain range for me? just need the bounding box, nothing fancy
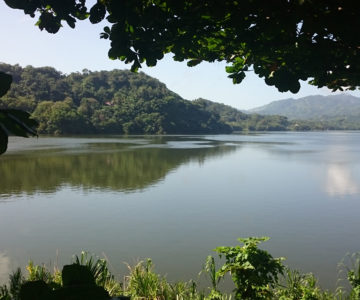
[249,94,360,120]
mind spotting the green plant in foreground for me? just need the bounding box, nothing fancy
[339,252,360,300]
[1,240,360,299]
[125,259,161,299]
[73,251,122,297]
[124,259,204,300]
[276,268,337,300]
[0,268,24,300]
[199,255,232,300]
[0,286,10,300]
[215,237,284,300]
[26,261,53,284]
[201,256,221,293]
[347,256,360,299]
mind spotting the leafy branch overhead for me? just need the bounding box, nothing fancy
[0,72,37,155]
[4,0,360,93]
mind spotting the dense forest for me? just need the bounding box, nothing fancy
[0,63,231,134]
[1,63,358,134]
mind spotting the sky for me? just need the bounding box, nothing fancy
[1,2,360,110]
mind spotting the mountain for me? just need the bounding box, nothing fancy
[249,94,360,120]
[194,98,290,131]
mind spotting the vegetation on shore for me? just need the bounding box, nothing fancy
[0,63,231,135]
[1,238,359,300]
[2,63,359,138]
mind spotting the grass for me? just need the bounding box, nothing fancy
[73,251,123,297]
[0,244,359,300]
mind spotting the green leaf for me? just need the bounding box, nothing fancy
[65,16,76,28]
[187,59,202,67]
[0,110,38,137]
[0,72,12,97]
[100,32,109,39]
[103,26,111,34]
[38,12,61,34]
[0,127,8,155]
[4,0,27,9]
[89,2,106,24]
[74,11,90,21]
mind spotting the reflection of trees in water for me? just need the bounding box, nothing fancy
[0,142,238,196]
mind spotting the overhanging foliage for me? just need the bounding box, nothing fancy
[4,0,360,93]
[0,72,37,155]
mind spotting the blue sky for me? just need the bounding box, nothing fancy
[1,1,360,110]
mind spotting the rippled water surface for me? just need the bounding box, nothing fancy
[0,132,359,289]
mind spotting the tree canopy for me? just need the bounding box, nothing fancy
[4,0,360,93]
[0,63,232,135]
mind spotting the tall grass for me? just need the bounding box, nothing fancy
[125,259,160,299]
[338,252,360,300]
[1,248,360,299]
[73,251,123,297]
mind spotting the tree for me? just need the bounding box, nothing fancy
[4,0,360,93]
[215,237,284,299]
[0,72,37,154]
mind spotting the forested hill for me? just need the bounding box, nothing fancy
[195,98,291,131]
[249,94,360,120]
[0,63,231,134]
[2,63,358,134]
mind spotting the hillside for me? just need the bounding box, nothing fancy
[2,62,358,134]
[0,63,231,134]
[194,98,290,131]
[249,94,360,120]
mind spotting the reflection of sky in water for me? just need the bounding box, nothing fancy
[166,141,214,149]
[326,164,359,196]
[323,143,360,197]
[0,252,10,284]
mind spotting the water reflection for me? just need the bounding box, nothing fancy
[0,252,10,285]
[0,137,238,196]
[326,164,359,196]
[0,133,359,290]
[323,141,360,197]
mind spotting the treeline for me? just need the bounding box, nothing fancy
[0,63,230,134]
[1,63,357,134]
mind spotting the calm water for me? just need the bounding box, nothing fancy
[0,132,359,290]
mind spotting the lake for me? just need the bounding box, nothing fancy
[0,132,359,290]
